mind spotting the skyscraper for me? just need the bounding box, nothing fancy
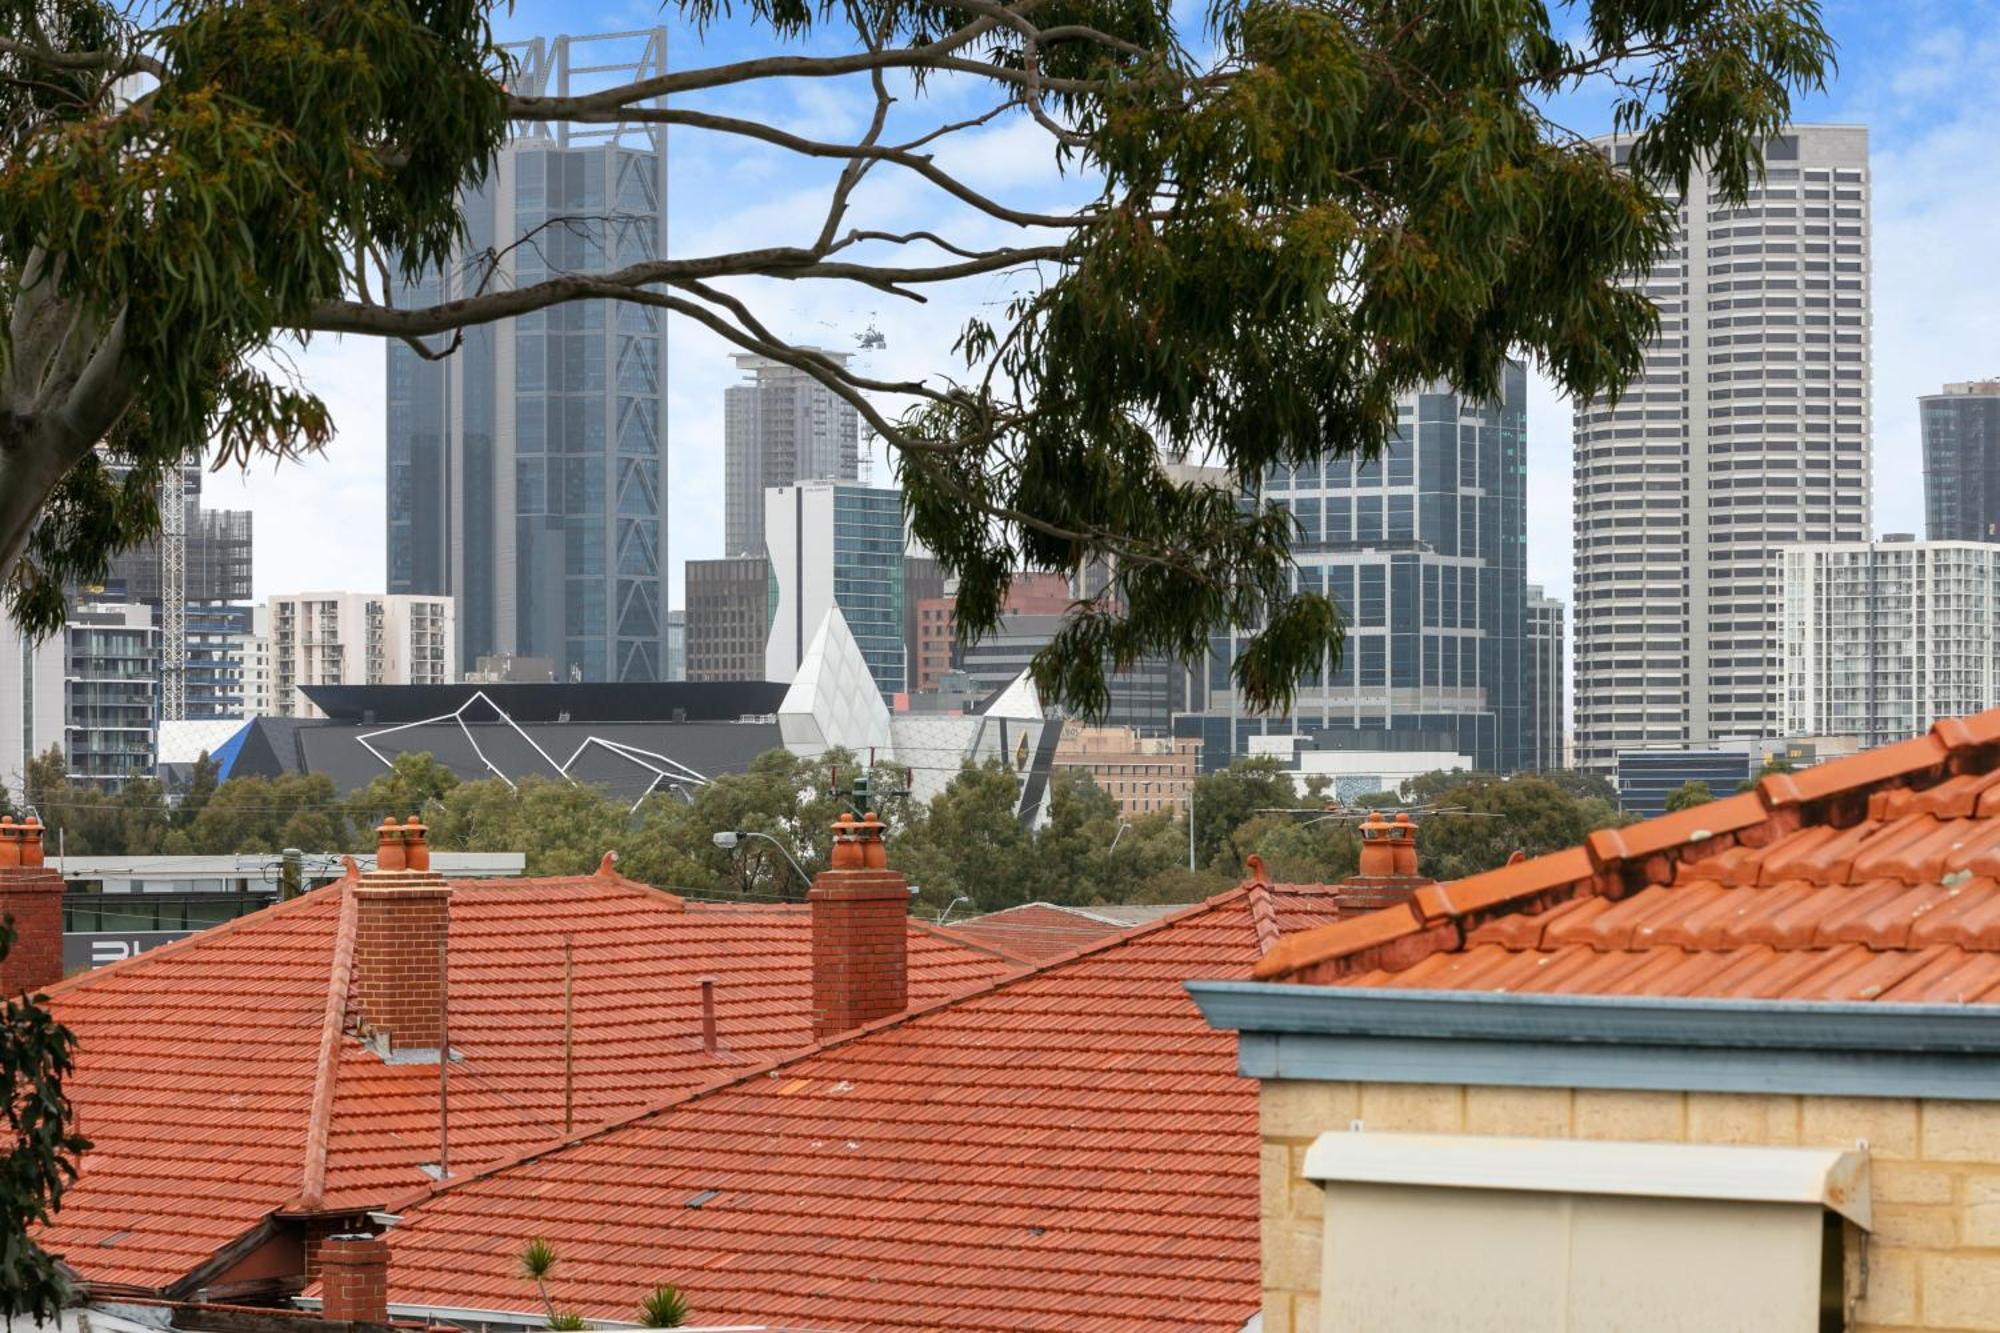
[1572,125,1870,771]
[685,556,771,682]
[1189,366,1529,772]
[1527,585,1566,771]
[763,482,905,698]
[724,352,860,557]
[1922,379,2000,542]
[388,31,668,682]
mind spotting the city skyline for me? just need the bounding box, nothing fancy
[214,6,1994,629]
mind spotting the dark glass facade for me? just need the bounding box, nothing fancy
[388,137,667,682]
[1923,383,2000,543]
[1199,364,1530,772]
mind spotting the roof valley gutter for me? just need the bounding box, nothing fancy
[1187,981,2000,1101]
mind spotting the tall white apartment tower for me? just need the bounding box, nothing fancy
[1572,125,1870,771]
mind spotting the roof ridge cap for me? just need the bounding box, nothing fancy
[906,919,1038,968]
[1249,711,2000,984]
[39,870,356,999]
[294,884,360,1210]
[379,885,1257,1216]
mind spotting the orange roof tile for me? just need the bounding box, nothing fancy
[339,884,1349,1331]
[1256,710,2000,1003]
[39,869,1020,1293]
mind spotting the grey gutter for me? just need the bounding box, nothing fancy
[1187,981,2000,1101]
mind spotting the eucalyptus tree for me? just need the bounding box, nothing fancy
[0,0,1829,715]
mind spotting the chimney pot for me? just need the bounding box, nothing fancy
[809,811,908,1041]
[403,815,430,872]
[319,1234,391,1325]
[375,818,407,872]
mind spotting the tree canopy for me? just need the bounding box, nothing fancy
[0,0,1830,712]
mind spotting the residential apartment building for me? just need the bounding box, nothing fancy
[235,604,272,717]
[1527,584,1566,770]
[387,32,668,682]
[1780,536,2000,749]
[1922,378,2000,542]
[685,556,771,682]
[1192,366,1529,772]
[723,351,860,557]
[266,593,456,718]
[1573,125,1871,771]
[1052,723,1199,816]
[184,603,252,719]
[764,483,905,697]
[65,603,160,789]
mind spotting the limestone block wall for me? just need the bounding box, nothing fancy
[1260,1080,2000,1333]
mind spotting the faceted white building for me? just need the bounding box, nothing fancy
[1781,537,2000,748]
[1572,125,1871,770]
[778,607,1052,818]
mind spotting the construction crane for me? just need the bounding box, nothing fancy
[848,313,888,484]
[159,464,187,722]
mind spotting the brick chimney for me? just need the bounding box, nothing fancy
[354,816,450,1054]
[319,1234,390,1324]
[809,811,909,1041]
[1338,810,1435,916]
[0,816,64,995]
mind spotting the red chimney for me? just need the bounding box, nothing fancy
[319,1233,391,1324]
[809,811,909,1041]
[353,817,450,1054]
[1338,810,1435,916]
[0,817,64,995]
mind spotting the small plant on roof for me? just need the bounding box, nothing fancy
[639,1285,690,1328]
[518,1237,560,1324]
[546,1315,588,1331]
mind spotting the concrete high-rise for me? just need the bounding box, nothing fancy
[387,31,668,683]
[1187,367,1529,772]
[724,352,859,557]
[1922,380,2000,542]
[1781,536,2000,748]
[1527,585,1566,771]
[1572,125,1870,771]
[685,555,770,682]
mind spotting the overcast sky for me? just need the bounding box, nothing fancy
[219,0,2000,611]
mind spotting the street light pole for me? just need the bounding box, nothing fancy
[711,830,814,894]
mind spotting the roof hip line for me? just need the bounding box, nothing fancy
[296,881,360,1210]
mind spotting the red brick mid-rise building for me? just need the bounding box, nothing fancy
[912,571,1074,693]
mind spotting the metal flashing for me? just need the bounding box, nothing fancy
[1191,980,2000,1100]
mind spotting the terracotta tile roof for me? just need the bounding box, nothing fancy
[350,883,1348,1331]
[940,900,1185,960]
[38,867,1020,1293]
[1255,710,2000,1001]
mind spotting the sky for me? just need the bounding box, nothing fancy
[218,0,2000,612]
